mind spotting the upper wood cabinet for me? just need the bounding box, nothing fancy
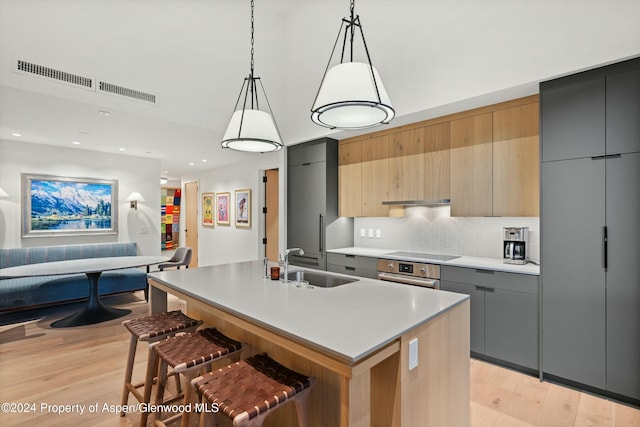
[338,95,539,218]
[338,140,362,217]
[362,135,390,217]
[450,113,493,217]
[493,102,540,216]
[423,122,451,201]
[389,129,424,201]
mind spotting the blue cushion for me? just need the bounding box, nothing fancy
[0,243,145,311]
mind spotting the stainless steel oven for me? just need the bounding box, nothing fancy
[376,259,441,289]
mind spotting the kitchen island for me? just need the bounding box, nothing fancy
[148,260,470,427]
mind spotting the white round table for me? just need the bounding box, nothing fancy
[0,256,168,328]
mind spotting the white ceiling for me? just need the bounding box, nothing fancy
[1,0,639,181]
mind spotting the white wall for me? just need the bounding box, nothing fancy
[0,140,161,255]
[184,153,281,267]
[281,0,640,144]
[354,206,540,263]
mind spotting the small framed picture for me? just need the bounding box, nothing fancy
[216,192,230,225]
[202,192,214,227]
[234,189,251,228]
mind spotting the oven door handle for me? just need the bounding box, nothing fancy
[377,272,438,289]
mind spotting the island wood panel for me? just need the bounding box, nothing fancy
[362,135,390,217]
[450,113,493,217]
[422,122,451,200]
[401,299,470,427]
[492,102,540,216]
[389,129,424,201]
[339,140,363,217]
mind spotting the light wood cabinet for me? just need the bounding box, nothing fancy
[423,122,451,200]
[450,113,493,217]
[338,95,539,218]
[493,102,540,216]
[338,140,362,217]
[389,129,424,201]
[361,135,390,216]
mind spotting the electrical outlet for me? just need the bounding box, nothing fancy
[368,229,374,238]
[360,228,366,238]
[376,229,382,238]
[409,338,419,370]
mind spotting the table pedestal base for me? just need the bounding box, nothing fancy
[50,272,132,328]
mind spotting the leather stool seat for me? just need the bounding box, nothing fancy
[192,353,316,427]
[143,328,243,427]
[120,310,202,416]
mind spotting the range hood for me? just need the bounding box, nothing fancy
[381,199,451,207]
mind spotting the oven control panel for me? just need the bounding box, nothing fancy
[376,259,440,279]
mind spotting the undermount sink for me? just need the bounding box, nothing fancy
[281,270,358,288]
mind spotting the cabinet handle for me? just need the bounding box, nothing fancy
[591,154,621,160]
[319,214,324,253]
[604,226,608,270]
[475,269,494,274]
[345,266,356,271]
[475,286,495,292]
[345,254,355,258]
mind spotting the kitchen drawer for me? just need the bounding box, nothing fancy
[326,253,378,271]
[441,265,538,294]
[327,263,378,279]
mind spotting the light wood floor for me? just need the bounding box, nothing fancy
[1,292,638,427]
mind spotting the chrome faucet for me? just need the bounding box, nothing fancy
[282,248,304,283]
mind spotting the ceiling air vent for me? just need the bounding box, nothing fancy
[99,81,156,104]
[15,60,94,89]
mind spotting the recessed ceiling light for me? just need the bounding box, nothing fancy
[72,141,81,145]
[11,133,22,137]
[99,110,111,116]
[188,162,194,166]
[202,159,207,162]
[118,148,126,151]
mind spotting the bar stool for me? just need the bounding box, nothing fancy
[192,353,316,427]
[120,311,202,416]
[142,328,243,427]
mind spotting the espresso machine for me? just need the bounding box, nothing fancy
[503,227,529,264]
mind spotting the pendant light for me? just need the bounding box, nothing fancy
[221,0,283,153]
[311,0,395,130]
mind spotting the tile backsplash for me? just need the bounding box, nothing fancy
[353,206,539,262]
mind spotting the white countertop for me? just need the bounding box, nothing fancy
[149,260,468,364]
[328,247,540,275]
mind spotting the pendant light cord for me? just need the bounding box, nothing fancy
[250,0,254,79]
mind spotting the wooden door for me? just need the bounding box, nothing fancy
[185,180,198,268]
[338,140,362,217]
[450,113,493,216]
[493,102,539,216]
[265,169,279,262]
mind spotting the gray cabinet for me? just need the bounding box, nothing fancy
[605,152,640,400]
[541,158,606,389]
[441,266,539,371]
[541,57,640,402]
[287,138,353,270]
[440,279,485,354]
[541,77,605,162]
[326,253,378,279]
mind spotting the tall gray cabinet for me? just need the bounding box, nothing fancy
[541,58,640,403]
[287,138,353,270]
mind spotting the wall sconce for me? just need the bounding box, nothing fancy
[0,187,8,198]
[126,192,145,210]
